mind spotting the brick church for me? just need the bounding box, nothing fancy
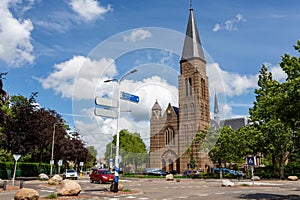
[149,6,212,173]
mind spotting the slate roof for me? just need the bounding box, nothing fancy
[180,8,206,62]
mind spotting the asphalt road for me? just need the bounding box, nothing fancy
[1,175,300,200]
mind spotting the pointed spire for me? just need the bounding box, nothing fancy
[180,6,206,63]
[152,99,161,111]
[214,92,219,114]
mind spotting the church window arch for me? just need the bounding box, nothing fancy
[190,103,195,114]
[189,78,192,96]
[165,127,175,146]
[185,78,189,96]
[183,104,188,115]
[201,78,205,98]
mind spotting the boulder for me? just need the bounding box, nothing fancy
[166,174,174,181]
[288,176,298,181]
[57,179,81,196]
[14,188,39,200]
[251,176,260,181]
[39,173,49,180]
[48,174,62,185]
[0,179,4,188]
[118,183,124,191]
[221,179,235,187]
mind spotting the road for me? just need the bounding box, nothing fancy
[1,175,300,199]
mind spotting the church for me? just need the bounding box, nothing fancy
[149,5,211,173]
[149,4,247,174]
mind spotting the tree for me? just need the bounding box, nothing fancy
[105,129,148,172]
[248,40,300,179]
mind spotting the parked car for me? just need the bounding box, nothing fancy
[143,168,166,176]
[212,168,244,177]
[89,168,114,184]
[182,170,202,178]
[63,169,78,180]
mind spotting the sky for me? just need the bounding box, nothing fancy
[1,0,299,158]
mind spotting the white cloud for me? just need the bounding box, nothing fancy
[207,62,257,97]
[0,0,35,66]
[213,14,246,32]
[37,55,117,100]
[123,29,152,43]
[69,0,111,21]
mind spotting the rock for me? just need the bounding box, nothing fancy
[288,176,298,181]
[0,179,4,188]
[14,188,39,200]
[221,179,235,187]
[166,174,174,181]
[48,174,62,185]
[251,176,260,181]
[118,183,124,191]
[39,173,49,180]
[57,179,81,196]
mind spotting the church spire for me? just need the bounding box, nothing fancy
[214,91,220,121]
[180,4,205,63]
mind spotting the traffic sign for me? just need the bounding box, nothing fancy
[95,97,118,108]
[94,107,118,118]
[247,156,256,166]
[121,92,139,103]
[13,154,21,161]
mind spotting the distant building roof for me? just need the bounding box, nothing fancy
[221,117,247,130]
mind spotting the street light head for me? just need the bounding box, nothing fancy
[130,69,138,74]
[104,78,117,83]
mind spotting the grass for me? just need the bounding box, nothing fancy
[46,193,58,199]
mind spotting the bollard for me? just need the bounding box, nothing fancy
[20,179,23,189]
[3,181,6,190]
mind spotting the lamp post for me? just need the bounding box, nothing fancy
[104,69,137,192]
[50,123,56,177]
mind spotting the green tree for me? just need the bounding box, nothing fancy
[248,40,300,179]
[105,129,148,172]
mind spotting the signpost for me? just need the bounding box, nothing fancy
[121,92,140,103]
[247,156,256,186]
[94,107,118,118]
[80,162,84,178]
[58,159,63,174]
[12,154,21,186]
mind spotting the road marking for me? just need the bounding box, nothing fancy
[40,189,55,193]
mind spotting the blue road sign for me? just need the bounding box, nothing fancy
[247,156,255,166]
[121,92,139,103]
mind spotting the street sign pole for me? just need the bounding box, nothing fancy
[247,155,256,186]
[12,154,21,186]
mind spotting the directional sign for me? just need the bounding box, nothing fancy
[247,156,256,166]
[94,107,117,118]
[13,154,21,161]
[95,97,118,108]
[121,92,139,103]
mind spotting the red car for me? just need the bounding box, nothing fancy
[89,169,114,184]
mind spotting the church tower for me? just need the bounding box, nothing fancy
[149,4,210,173]
[178,5,210,171]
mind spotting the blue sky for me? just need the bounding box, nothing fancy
[1,0,299,157]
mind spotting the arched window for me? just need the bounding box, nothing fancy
[189,78,192,96]
[185,78,189,96]
[183,104,188,115]
[190,103,195,114]
[165,127,175,146]
[201,79,205,98]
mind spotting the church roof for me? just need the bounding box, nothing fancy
[221,118,247,130]
[180,8,206,62]
[152,100,162,111]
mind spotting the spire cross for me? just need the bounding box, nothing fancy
[190,0,193,9]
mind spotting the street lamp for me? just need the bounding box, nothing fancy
[104,69,137,192]
[50,123,56,177]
